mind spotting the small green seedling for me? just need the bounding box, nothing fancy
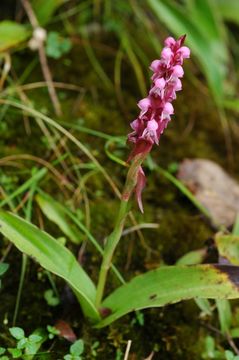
[44,289,60,307]
[47,325,60,339]
[9,327,43,358]
[90,341,100,357]
[225,350,239,360]
[64,339,84,360]
[46,31,72,59]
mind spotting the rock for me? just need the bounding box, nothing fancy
[177,159,239,227]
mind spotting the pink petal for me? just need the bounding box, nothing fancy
[164,36,176,48]
[138,97,151,111]
[154,77,166,89]
[172,65,184,78]
[147,119,158,131]
[175,78,182,91]
[161,47,173,60]
[164,102,174,115]
[150,59,161,72]
[130,119,139,130]
[179,46,190,58]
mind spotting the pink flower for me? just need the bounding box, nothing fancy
[127,35,190,211]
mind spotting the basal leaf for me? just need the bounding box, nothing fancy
[97,265,239,327]
[0,210,99,321]
[0,21,30,52]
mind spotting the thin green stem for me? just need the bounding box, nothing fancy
[95,153,147,308]
[95,199,129,308]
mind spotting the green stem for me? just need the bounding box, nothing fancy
[95,153,146,309]
[95,198,129,308]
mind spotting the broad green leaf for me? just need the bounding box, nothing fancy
[147,0,228,102]
[97,265,239,327]
[0,210,99,321]
[215,233,239,265]
[176,247,211,314]
[36,193,82,244]
[32,0,67,25]
[0,21,30,52]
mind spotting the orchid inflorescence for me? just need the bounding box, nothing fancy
[126,35,190,211]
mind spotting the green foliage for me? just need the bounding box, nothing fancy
[147,0,228,104]
[201,336,223,359]
[9,327,25,340]
[44,289,60,306]
[97,265,239,327]
[218,0,239,25]
[176,248,207,265]
[36,190,125,284]
[225,350,239,360]
[216,299,232,334]
[0,262,9,289]
[64,339,84,360]
[8,327,44,359]
[0,210,100,322]
[7,348,21,359]
[90,341,99,357]
[32,0,66,26]
[0,21,30,52]
[47,325,60,339]
[0,348,6,356]
[46,31,72,59]
[202,336,239,359]
[2,208,239,327]
[36,192,82,244]
[215,233,239,265]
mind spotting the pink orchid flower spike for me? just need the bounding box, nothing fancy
[126,35,190,212]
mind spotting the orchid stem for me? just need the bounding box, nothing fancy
[95,155,146,309]
[95,198,129,309]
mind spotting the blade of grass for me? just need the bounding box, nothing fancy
[0,167,47,208]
